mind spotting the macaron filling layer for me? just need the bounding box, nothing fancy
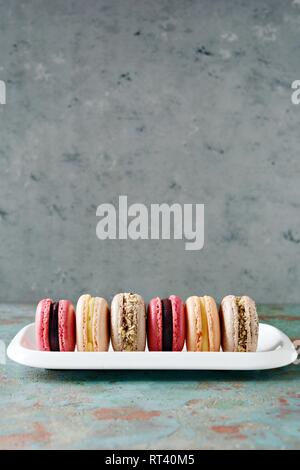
[49,301,59,351]
[162,299,173,351]
[195,310,202,351]
[92,299,100,351]
[199,297,209,351]
[236,297,248,352]
[120,293,138,351]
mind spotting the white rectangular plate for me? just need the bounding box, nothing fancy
[7,322,297,370]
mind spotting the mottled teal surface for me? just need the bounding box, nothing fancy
[1,304,300,449]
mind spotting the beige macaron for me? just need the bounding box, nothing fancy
[76,294,110,351]
[219,295,259,352]
[185,296,220,352]
[111,293,146,351]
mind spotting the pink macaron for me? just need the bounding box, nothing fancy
[35,298,76,351]
[147,295,185,351]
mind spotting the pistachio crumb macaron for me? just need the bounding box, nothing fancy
[111,293,146,351]
[219,295,259,352]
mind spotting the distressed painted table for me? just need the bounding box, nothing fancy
[0,304,299,450]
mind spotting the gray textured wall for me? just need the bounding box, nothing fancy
[0,0,299,304]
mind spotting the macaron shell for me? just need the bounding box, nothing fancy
[249,298,259,352]
[135,294,146,351]
[76,294,90,351]
[35,298,52,351]
[147,297,163,351]
[219,295,240,352]
[58,300,76,351]
[169,295,185,351]
[110,293,124,351]
[203,296,220,352]
[185,296,202,352]
[92,297,110,351]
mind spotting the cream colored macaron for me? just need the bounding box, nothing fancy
[185,296,220,352]
[219,295,259,352]
[76,294,110,351]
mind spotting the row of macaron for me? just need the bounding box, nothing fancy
[35,293,259,353]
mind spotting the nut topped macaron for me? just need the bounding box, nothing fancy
[219,295,259,352]
[185,296,220,352]
[111,293,146,351]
